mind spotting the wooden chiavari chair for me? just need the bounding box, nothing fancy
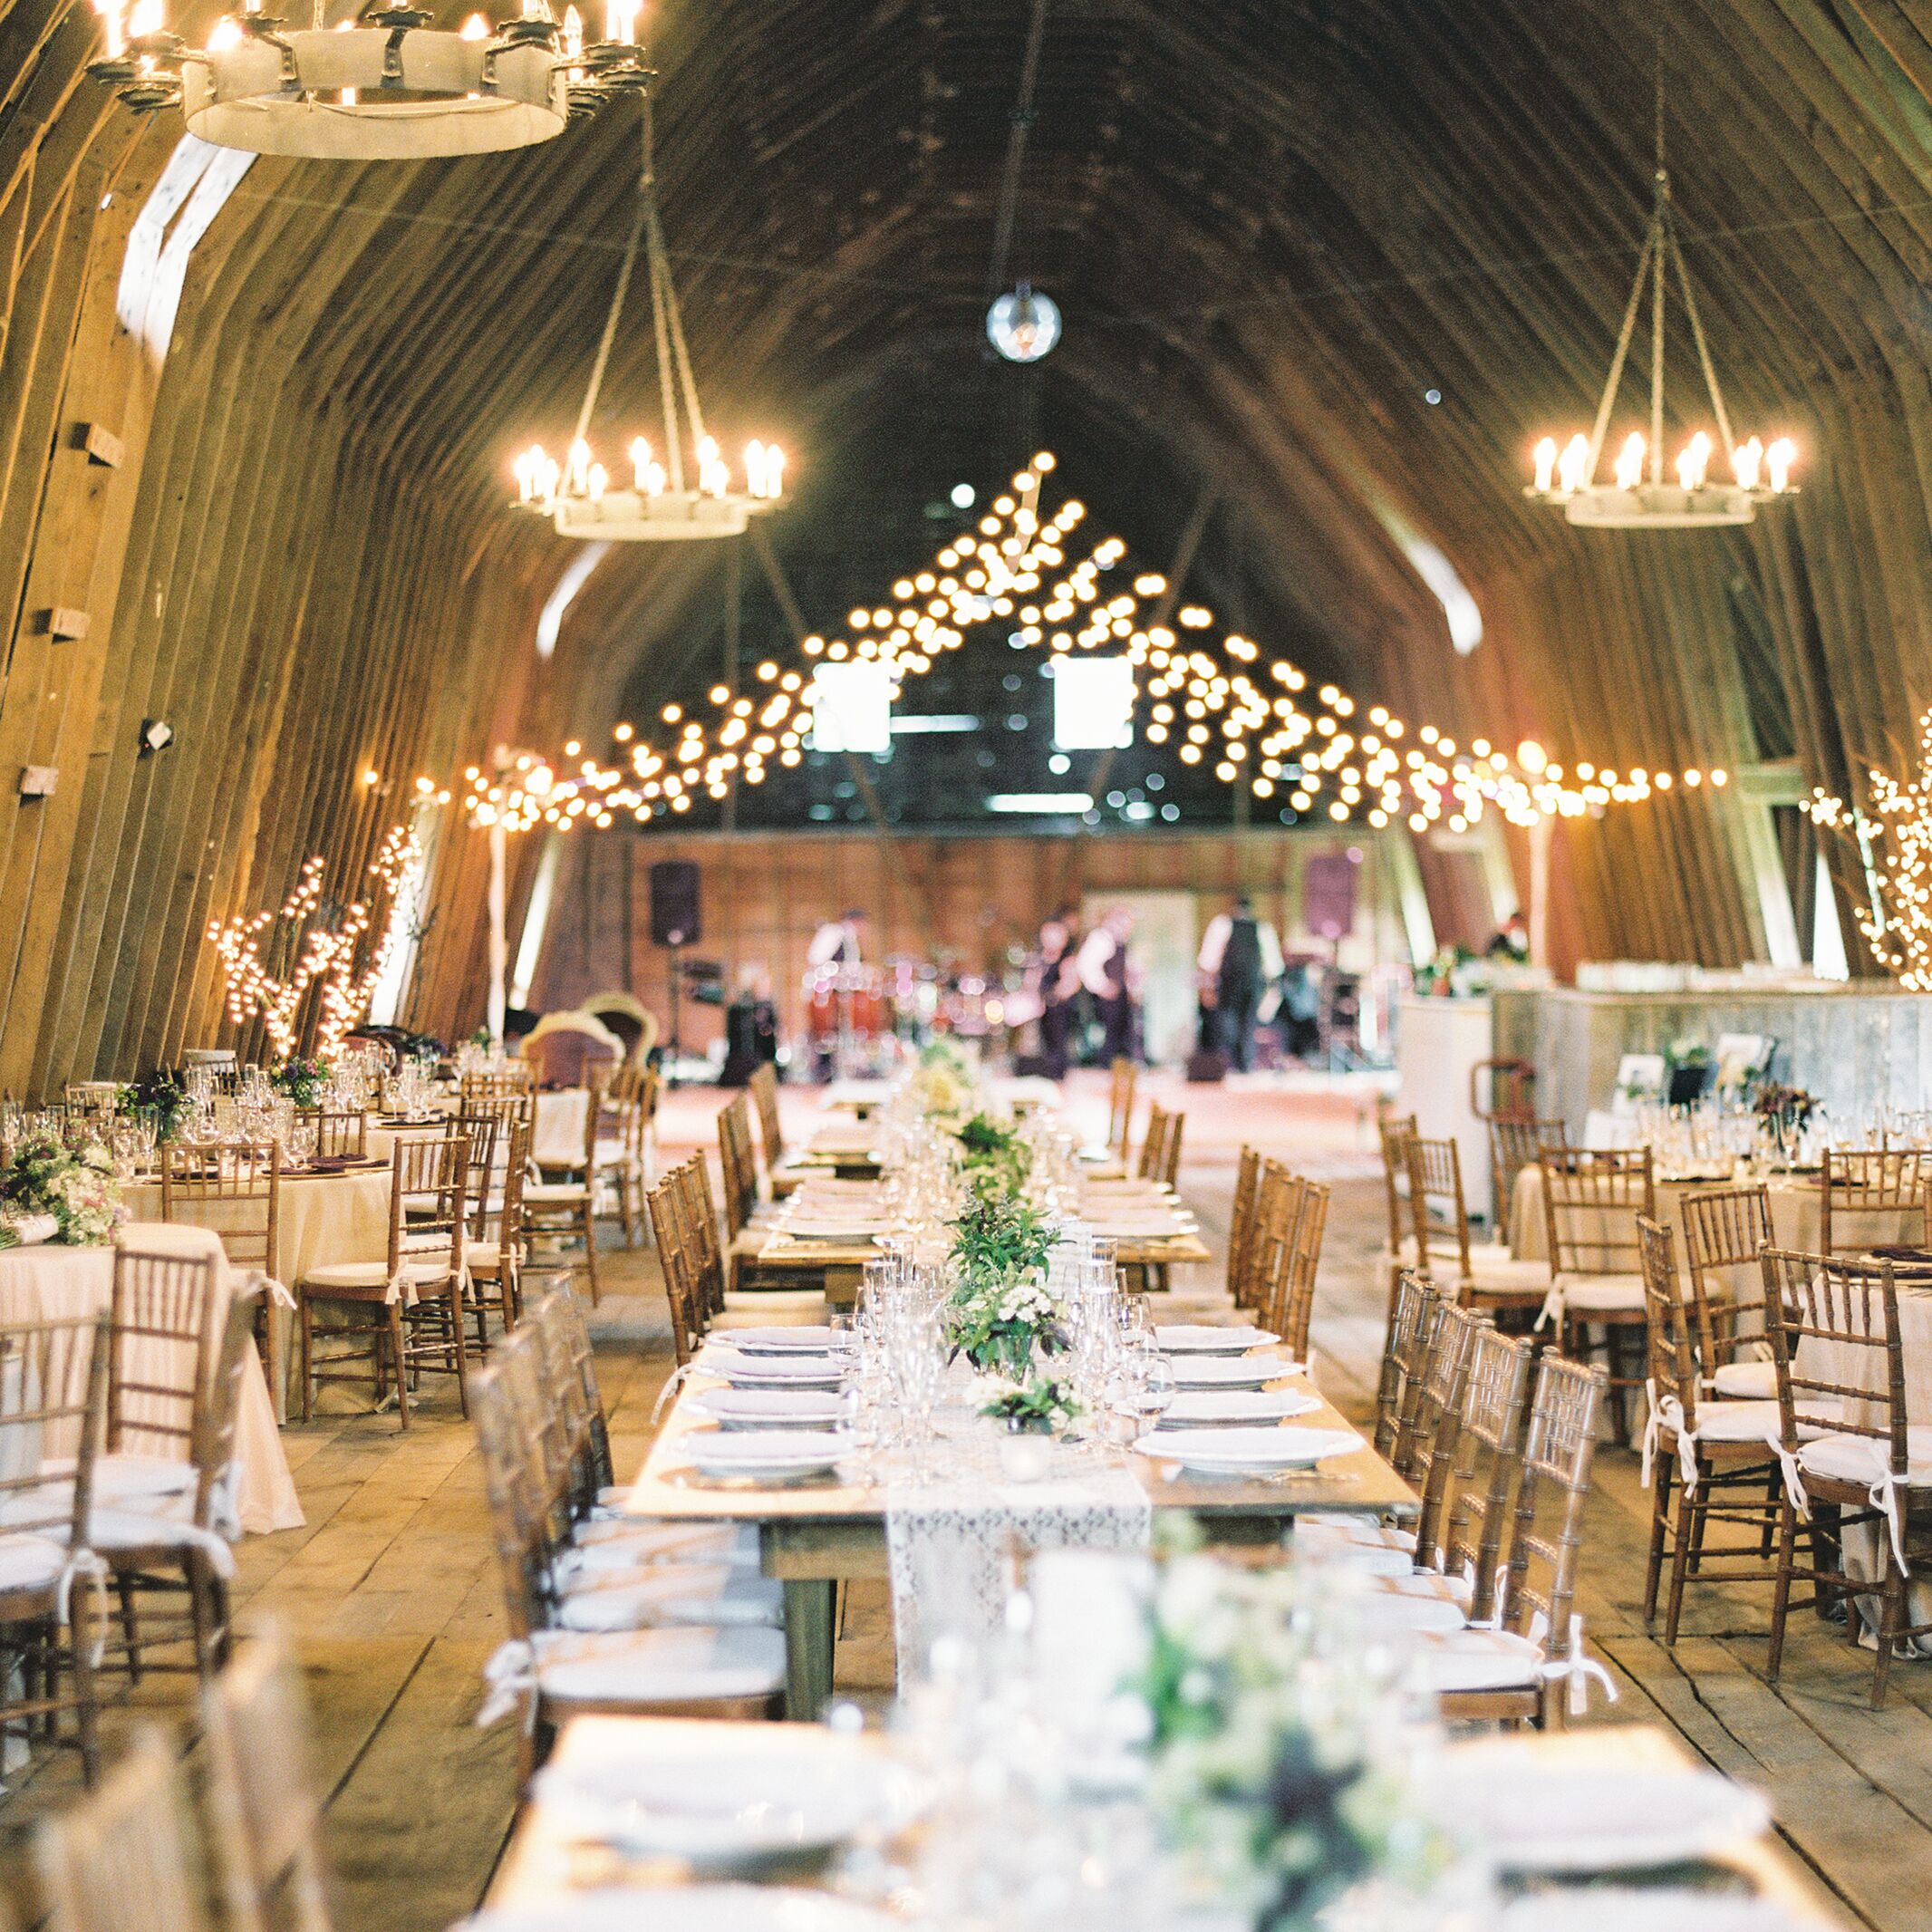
[1542,1145,1656,1444]
[469,1357,785,1775]
[1763,1247,1931,1706]
[1821,1149,1932,1259]
[1135,1102,1170,1182]
[592,1076,646,1249]
[461,1066,536,1104]
[463,1110,531,1346]
[645,1168,707,1367]
[296,1109,367,1160]
[1388,1272,1450,1481]
[717,1096,763,1241]
[749,1064,797,1199]
[1373,1269,1440,1463]
[93,1290,256,1686]
[1405,1301,1489,1567]
[1225,1146,1262,1310]
[1680,1183,1776,1399]
[1439,1326,1534,1617]
[1156,1107,1184,1187]
[36,1729,209,1932]
[159,1142,282,1377]
[295,1134,470,1429]
[1436,1350,1606,1727]
[1106,1056,1136,1162]
[1487,1116,1567,1250]
[1404,1135,1550,1317]
[1247,1160,1307,1345]
[523,1080,603,1304]
[202,1629,335,1932]
[1637,1216,1782,1647]
[1377,1113,1419,1319]
[1278,1176,1328,1365]
[0,1311,109,1786]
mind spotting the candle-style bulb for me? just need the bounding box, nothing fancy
[629,436,651,490]
[1675,430,1711,491]
[1612,431,1645,491]
[459,11,488,34]
[1765,437,1796,493]
[1557,432,1589,494]
[1733,435,1763,491]
[561,4,581,55]
[1531,436,1557,494]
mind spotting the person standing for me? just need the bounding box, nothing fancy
[1035,909,1080,1077]
[1198,894,1283,1073]
[1077,910,1136,1063]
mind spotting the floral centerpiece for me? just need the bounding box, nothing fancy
[980,1375,1082,1435]
[268,1057,330,1108]
[945,1192,1065,1380]
[953,1111,1032,1201]
[1755,1083,1820,1165]
[910,1045,974,1122]
[0,1133,123,1246]
[117,1065,190,1143]
[1664,1037,1713,1106]
[1133,1550,1415,1931]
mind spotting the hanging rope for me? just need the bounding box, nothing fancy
[571,94,652,449]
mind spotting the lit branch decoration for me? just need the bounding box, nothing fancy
[1803,709,1932,990]
[207,824,424,1058]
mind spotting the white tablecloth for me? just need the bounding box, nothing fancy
[0,1226,303,1534]
[1510,1167,1923,1266]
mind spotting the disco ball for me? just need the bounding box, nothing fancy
[986,283,1061,362]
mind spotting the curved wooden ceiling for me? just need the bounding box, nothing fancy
[0,0,1927,1084]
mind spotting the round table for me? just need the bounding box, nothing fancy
[1509,1166,1924,1266]
[0,1228,303,1534]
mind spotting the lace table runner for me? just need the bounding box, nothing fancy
[884,1369,1151,1683]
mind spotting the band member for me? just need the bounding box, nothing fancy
[1077,909,1136,1063]
[807,907,867,966]
[1198,893,1284,1072]
[1036,908,1081,1077]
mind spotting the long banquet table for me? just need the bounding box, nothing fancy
[625,1345,1414,1718]
[482,1715,1840,1923]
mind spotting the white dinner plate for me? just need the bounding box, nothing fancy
[1423,1746,1771,1872]
[1162,1387,1322,1426]
[726,1326,848,1355]
[683,1430,855,1481]
[1134,1425,1361,1472]
[1165,1354,1303,1389]
[702,1350,846,1388]
[462,1885,903,1932]
[689,1387,847,1430]
[1154,1324,1279,1355]
[532,1739,926,1864]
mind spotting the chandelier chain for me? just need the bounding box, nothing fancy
[571,96,652,449]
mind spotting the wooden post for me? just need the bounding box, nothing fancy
[488,816,508,1048]
[1528,816,1553,971]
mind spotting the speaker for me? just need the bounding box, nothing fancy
[648,860,701,947]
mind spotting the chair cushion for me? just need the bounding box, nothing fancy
[1355,1571,1469,1635]
[300,1260,449,1294]
[1799,1425,1932,1491]
[1686,1398,1782,1445]
[531,1625,787,1705]
[1713,1359,1778,1401]
[1292,1519,1417,1575]
[1464,1255,1552,1295]
[1414,1627,1546,1694]
[567,1520,760,1570]
[39,1453,196,1503]
[526,1183,590,1206]
[714,1299,828,1322]
[555,1565,783,1632]
[594,1141,639,1173]
[0,1533,70,1595]
[1554,1272,1647,1314]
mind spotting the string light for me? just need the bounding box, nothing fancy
[206,822,424,1058]
[1802,710,1932,990]
[461,450,1734,834]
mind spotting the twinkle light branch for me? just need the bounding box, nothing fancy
[206,822,426,1058]
[1802,709,1932,990]
[459,449,1729,835]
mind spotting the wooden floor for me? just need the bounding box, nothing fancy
[0,1076,1927,1929]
